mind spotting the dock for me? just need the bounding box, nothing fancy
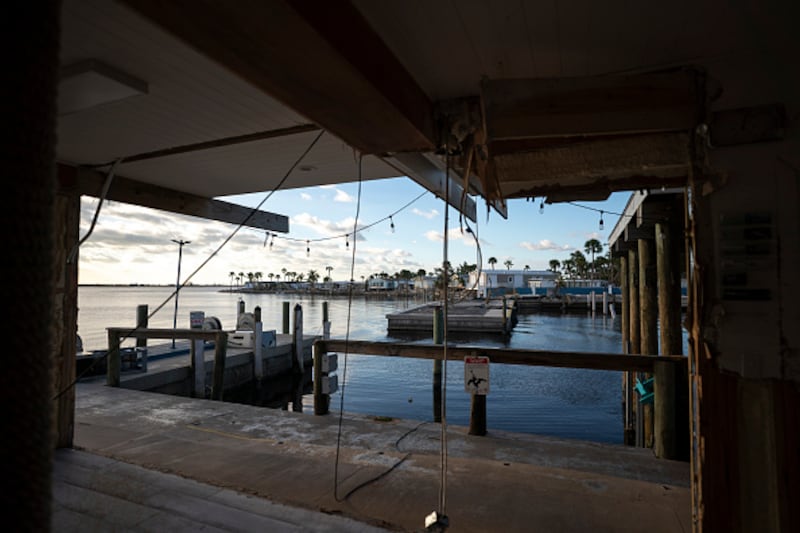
[386,299,517,335]
[62,382,691,532]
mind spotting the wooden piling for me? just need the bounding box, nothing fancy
[322,301,331,340]
[628,249,641,445]
[469,394,487,436]
[107,329,121,387]
[211,332,227,401]
[282,301,290,334]
[254,306,263,381]
[620,255,635,445]
[190,337,205,398]
[639,238,657,448]
[136,304,148,372]
[293,304,303,374]
[433,305,443,423]
[654,359,677,459]
[313,343,329,415]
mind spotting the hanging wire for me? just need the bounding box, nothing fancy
[334,153,364,502]
[54,130,326,398]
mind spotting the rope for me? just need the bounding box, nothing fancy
[333,153,364,502]
[67,158,120,263]
[438,152,451,518]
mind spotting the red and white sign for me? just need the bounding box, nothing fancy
[464,356,490,395]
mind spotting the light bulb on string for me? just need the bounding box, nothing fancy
[269,234,274,249]
[346,234,349,248]
[599,211,605,231]
[306,240,310,257]
[263,231,270,247]
[539,199,545,214]
[389,215,395,233]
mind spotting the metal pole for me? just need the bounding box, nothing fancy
[171,239,190,348]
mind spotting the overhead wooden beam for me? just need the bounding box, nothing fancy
[57,164,289,232]
[481,70,699,141]
[122,0,435,155]
[491,132,691,200]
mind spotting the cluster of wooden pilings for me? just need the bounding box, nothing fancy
[613,191,689,459]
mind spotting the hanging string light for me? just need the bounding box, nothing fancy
[269,233,274,249]
[539,198,545,214]
[306,239,310,256]
[346,233,349,248]
[599,210,605,230]
[389,215,395,233]
[263,231,270,247]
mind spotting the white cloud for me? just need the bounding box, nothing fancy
[519,239,574,251]
[300,192,312,200]
[412,208,439,219]
[424,227,474,244]
[334,189,354,203]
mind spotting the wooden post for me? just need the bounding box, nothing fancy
[432,305,443,423]
[469,394,487,436]
[190,337,205,397]
[211,332,227,401]
[293,304,303,374]
[639,238,657,448]
[620,255,635,445]
[254,306,263,381]
[602,290,608,315]
[107,329,121,387]
[322,301,331,339]
[628,248,641,445]
[654,222,682,459]
[136,304,148,372]
[283,301,290,334]
[654,359,677,459]
[313,344,330,415]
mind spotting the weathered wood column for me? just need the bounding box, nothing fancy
[627,248,641,445]
[639,238,657,448]
[654,222,682,459]
[619,255,635,445]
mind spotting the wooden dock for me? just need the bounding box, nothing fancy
[386,299,517,335]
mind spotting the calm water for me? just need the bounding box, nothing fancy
[78,285,626,443]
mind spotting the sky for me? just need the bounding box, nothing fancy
[76,175,631,285]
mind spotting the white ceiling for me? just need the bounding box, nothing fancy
[56,0,796,203]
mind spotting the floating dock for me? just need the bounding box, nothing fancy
[386,299,517,335]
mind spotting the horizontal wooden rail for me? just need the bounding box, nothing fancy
[315,339,686,373]
[106,327,223,341]
[106,328,228,400]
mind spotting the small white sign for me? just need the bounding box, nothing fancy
[464,355,490,395]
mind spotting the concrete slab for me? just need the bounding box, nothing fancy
[69,381,690,532]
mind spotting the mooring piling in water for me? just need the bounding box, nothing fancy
[432,305,443,423]
[136,304,148,372]
[282,301,290,334]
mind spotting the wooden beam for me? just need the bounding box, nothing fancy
[315,339,686,373]
[481,70,699,141]
[710,103,786,147]
[122,0,435,155]
[490,132,690,200]
[57,164,289,232]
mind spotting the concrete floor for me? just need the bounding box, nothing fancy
[64,381,691,532]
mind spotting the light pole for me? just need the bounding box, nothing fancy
[172,239,190,348]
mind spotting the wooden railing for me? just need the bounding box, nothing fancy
[313,339,686,448]
[106,327,228,400]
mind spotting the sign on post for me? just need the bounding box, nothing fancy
[464,355,490,395]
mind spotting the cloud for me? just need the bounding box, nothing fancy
[424,227,475,245]
[412,208,439,219]
[334,189,354,202]
[300,192,312,200]
[519,240,574,251]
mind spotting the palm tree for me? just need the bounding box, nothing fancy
[488,257,497,270]
[325,265,333,285]
[584,239,603,280]
[238,272,244,287]
[307,269,319,291]
[229,271,235,290]
[504,259,513,270]
[523,265,530,272]
[548,259,561,275]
